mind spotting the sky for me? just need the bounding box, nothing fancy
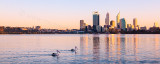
[0,0,160,29]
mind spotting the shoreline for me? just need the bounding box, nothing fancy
[0,33,160,34]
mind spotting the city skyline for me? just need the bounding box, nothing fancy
[0,0,160,29]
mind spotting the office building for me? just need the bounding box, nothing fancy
[127,24,133,31]
[133,18,137,29]
[80,20,86,30]
[110,20,115,27]
[105,12,109,25]
[116,12,120,28]
[120,18,126,30]
[93,11,100,32]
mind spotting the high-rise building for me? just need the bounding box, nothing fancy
[127,24,133,31]
[154,22,159,27]
[133,18,137,29]
[110,20,115,27]
[120,18,126,30]
[80,20,84,29]
[93,11,100,32]
[80,20,86,30]
[105,12,109,25]
[116,12,120,28]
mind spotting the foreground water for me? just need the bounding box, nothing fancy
[0,34,160,64]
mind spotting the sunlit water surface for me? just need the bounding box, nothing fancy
[0,34,160,64]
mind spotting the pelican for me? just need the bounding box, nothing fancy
[52,50,60,56]
[71,46,78,52]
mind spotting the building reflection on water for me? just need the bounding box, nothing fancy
[79,34,160,64]
[80,35,89,55]
[105,35,110,61]
[80,34,89,60]
[105,34,139,64]
[133,34,138,61]
[154,35,159,59]
[92,35,100,64]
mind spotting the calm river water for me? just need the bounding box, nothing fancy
[0,34,160,64]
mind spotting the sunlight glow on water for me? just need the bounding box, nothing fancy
[0,34,159,64]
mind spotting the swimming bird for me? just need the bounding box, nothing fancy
[52,50,60,56]
[71,46,78,52]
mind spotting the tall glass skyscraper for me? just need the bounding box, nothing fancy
[93,11,99,32]
[133,18,137,29]
[105,12,109,25]
[120,18,126,30]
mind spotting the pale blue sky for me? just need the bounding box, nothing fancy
[0,0,160,29]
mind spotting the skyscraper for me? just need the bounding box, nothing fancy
[133,18,137,29]
[80,20,86,30]
[110,20,115,27]
[93,11,100,32]
[116,12,120,28]
[105,12,109,26]
[120,18,126,30]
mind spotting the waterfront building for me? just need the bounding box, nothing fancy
[131,25,134,29]
[120,18,126,30]
[105,12,109,26]
[127,24,133,31]
[149,27,160,32]
[35,26,41,30]
[101,27,105,32]
[80,20,84,30]
[103,25,108,32]
[96,25,101,32]
[154,22,159,27]
[133,18,137,30]
[137,25,140,30]
[0,26,4,32]
[87,25,92,30]
[80,20,86,30]
[116,12,120,28]
[93,11,100,32]
[140,26,147,30]
[110,20,115,28]
[127,24,131,28]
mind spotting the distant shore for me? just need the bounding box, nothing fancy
[0,33,160,35]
